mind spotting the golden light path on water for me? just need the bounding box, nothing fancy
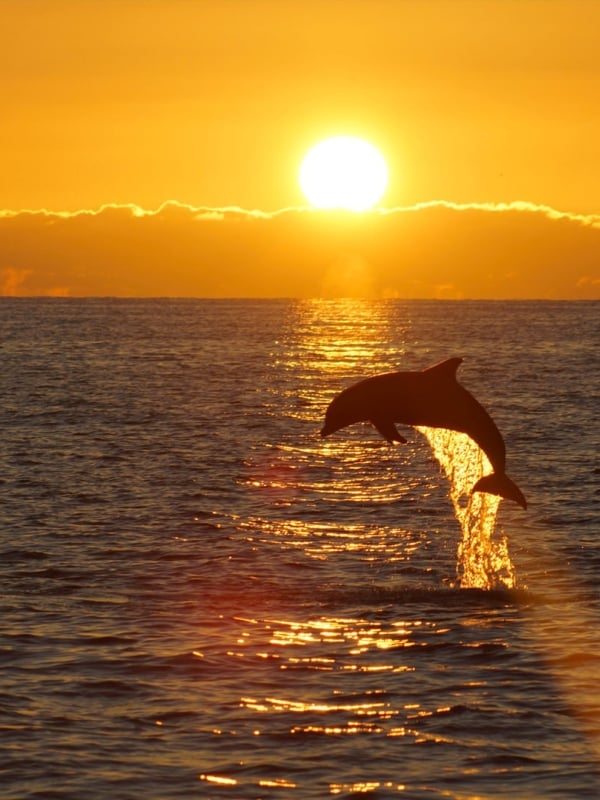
[197,300,529,794]
[199,604,495,794]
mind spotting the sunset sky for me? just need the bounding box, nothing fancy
[2,0,600,298]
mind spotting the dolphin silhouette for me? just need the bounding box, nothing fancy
[320,357,527,509]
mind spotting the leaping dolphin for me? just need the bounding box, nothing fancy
[320,357,527,509]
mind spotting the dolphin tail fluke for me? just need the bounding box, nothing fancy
[472,473,527,510]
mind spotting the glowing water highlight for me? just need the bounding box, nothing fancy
[417,427,516,590]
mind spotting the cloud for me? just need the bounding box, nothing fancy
[0,266,32,296]
[0,201,599,299]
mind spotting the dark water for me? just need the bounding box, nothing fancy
[1,298,599,799]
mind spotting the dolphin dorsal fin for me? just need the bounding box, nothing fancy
[423,357,463,381]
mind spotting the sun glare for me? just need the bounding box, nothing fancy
[299,136,389,211]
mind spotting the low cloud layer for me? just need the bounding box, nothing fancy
[1,201,599,299]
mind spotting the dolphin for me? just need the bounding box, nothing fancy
[320,357,527,509]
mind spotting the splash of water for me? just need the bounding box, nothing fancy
[417,426,516,590]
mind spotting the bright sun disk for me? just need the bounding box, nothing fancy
[299,136,389,211]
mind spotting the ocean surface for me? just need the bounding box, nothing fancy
[1,298,599,800]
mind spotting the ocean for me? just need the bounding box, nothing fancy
[1,298,598,799]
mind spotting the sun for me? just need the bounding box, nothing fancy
[299,136,389,211]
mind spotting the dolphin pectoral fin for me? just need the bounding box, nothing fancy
[370,417,407,444]
[472,473,527,510]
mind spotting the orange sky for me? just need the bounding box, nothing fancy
[1,1,600,298]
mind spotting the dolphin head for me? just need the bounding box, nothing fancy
[321,390,365,437]
[320,415,339,437]
[320,401,343,437]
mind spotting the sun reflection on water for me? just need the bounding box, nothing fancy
[196,599,507,793]
[233,612,420,679]
[208,609,457,793]
[330,781,406,795]
[275,299,405,421]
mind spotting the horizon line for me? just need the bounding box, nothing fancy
[1,295,597,303]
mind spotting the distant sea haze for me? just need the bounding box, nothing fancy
[1,298,599,799]
[1,202,599,298]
